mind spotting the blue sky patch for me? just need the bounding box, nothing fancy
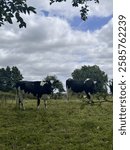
[41,10,49,17]
[70,15,113,32]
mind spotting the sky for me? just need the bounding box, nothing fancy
[0,0,113,87]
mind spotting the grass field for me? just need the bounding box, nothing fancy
[0,98,112,150]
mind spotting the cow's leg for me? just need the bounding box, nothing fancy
[17,87,25,110]
[42,95,48,109]
[44,99,47,109]
[16,88,19,108]
[86,92,93,104]
[17,87,22,109]
[67,93,69,100]
[66,87,70,100]
[89,93,94,104]
[19,90,25,110]
[66,88,69,100]
[37,96,40,109]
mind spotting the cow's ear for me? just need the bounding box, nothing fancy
[40,80,46,86]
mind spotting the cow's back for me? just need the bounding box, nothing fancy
[66,79,84,92]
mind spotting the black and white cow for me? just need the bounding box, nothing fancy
[66,78,97,103]
[15,80,55,109]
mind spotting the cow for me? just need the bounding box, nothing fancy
[15,80,55,109]
[66,78,97,103]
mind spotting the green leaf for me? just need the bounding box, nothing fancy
[7,17,13,24]
[15,12,20,20]
[19,21,26,28]
[28,6,36,14]
[9,13,14,18]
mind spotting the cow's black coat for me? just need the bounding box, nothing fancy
[66,78,96,102]
[15,80,54,109]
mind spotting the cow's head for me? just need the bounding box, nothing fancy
[40,80,54,86]
[40,79,58,91]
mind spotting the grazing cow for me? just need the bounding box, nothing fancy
[66,78,97,103]
[15,80,55,109]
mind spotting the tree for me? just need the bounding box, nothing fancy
[5,66,12,90]
[0,66,23,91]
[71,65,108,93]
[44,75,65,93]
[0,68,7,91]
[11,66,23,85]
[50,0,99,21]
[0,0,36,28]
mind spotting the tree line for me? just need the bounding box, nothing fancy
[0,65,113,94]
[0,66,23,92]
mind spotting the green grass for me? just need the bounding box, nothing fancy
[0,99,112,150]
